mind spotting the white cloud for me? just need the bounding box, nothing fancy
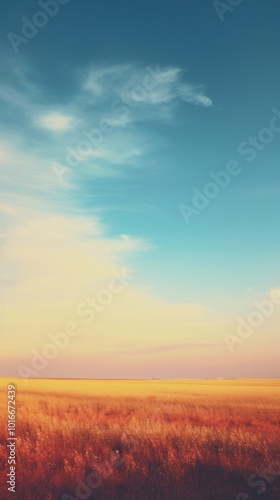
[1,210,147,295]
[84,63,212,109]
[83,64,131,96]
[36,112,73,131]
[269,287,280,302]
[85,144,143,165]
[0,138,65,197]
[1,209,224,374]
[0,60,212,196]
[179,84,213,107]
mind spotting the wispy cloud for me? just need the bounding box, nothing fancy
[36,112,73,131]
[179,84,213,107]
[0,59,213,199]
[84,63,213,108]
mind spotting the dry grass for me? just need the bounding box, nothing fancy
[0,379,279,499]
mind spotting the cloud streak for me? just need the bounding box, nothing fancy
[84,64,212,108]
[0,59,213,197]
[122,342,221,356]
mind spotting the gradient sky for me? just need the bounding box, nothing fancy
[1,0,280,378]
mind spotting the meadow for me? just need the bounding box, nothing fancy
[0,379,279,499]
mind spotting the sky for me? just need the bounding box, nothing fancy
[0,0,280,379]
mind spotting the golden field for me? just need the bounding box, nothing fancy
[0,379,279,500]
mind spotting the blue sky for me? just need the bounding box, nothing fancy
[1,0,280,377]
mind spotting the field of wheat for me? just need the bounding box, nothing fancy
[0,378,279,500]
